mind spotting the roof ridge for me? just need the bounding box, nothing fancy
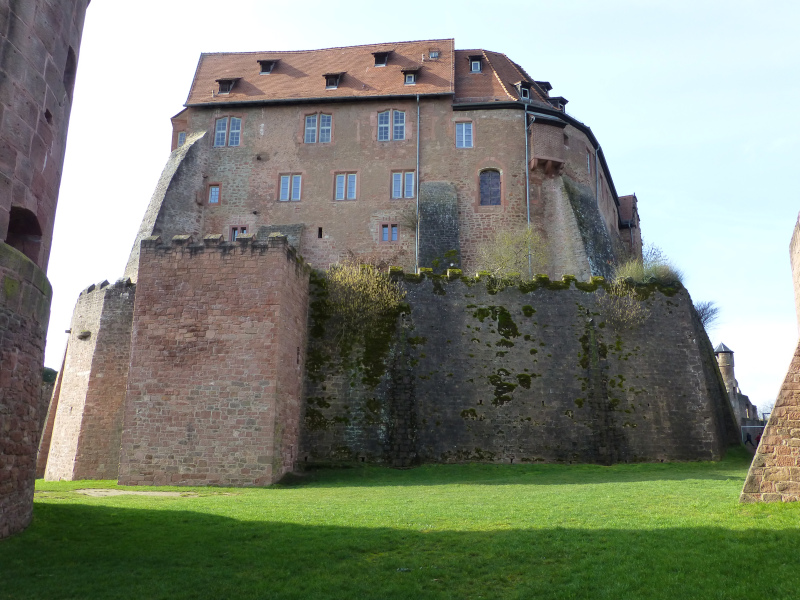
[198,38,456,57]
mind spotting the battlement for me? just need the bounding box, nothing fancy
[79,278,134,297]
[140,233,307,270]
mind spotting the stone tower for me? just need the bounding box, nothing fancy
[714,343,735,391]
[714,343,759,427]
[0,0,90,538]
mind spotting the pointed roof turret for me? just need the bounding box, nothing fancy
[714,343,733,354]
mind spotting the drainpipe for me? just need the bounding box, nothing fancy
[594,145,600,202]
[415,94,420,273]
[525,109,534,278]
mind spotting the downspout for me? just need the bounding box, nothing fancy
[415,94,420,272]
[525,109,534,278]
[594,145,600,202]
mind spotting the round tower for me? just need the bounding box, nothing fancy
[714,343,735,394]
[0,0,90,539]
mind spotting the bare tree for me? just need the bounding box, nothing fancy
[475,225,548,279]
[694,300,720,331]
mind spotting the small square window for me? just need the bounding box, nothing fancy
[374,52,389,67]
[405,73,416,85]
[324,73,342,89]
[381,223,399,242]
[177,132,186,147]
[258,60,276,74]
[470,60,481,73]
[429,50,440,59]
[456,122,473,148]
[230,226,247,241]
[208,185,220,204]
[217,79,235,94]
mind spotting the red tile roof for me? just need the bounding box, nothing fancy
[186,39,455,106]
[185,39,558,111]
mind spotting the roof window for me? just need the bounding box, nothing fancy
[215,78,239,94]
[258,60,277,74]
[517,82,531,100]
[402,67,420,86]
[373,51,390,67]
[468,55,483,73]
[547,96,569,111]
[429,50,440,59]
[324,72,344,89]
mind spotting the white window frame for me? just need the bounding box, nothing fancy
[520,87,529,99]
[393,110,405,140]
[228,117,241,146]
[405,73,416,85]
[280,174,302,201]
[335,173,357,200]
[214,118,228,147]
[470,60,481,73]
[392,171,415,199]
[378,110,406,141]
[319,114,332,143]
[456,122,473,148]
[304,115,317,144]
[429,50,440,59]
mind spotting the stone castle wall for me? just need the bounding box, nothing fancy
[44,279,135,480]
[0,242,51,538]
[791,214,800,336]
[301,272,739,465]
[0,0,90,269]
[118,234,309,486]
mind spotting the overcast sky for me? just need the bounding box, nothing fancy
[46,0,800,411]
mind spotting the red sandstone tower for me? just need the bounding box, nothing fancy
[0,0,90,538]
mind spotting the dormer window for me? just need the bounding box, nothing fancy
[547,96,569,111]
[373,51,390,67]
[402,67,420,86]
[216,78,239,94]
[429,50,440,59]
[468,55,483,73]
[258,60,277,74]
[324,72,343,89]
[517,82,531,100]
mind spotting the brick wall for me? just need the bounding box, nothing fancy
[301,272,739,465]
[0,0,89,270]
[0,242,51,538]
[118,234,309,486]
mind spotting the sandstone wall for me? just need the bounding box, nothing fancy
[791,214,800,336]
[0,242,51,538]
[118,234,309,486]
[0,0,89,269]
[740,341,800,502]
[301,272,739,465]
[45,279,135,480]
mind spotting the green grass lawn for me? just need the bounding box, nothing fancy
[1,447,798,599]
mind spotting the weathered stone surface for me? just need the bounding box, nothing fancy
[301,275,738,465]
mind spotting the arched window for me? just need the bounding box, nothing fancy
[5,207,42,264]
[479,170,501,206]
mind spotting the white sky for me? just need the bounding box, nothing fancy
[46,0,800,411]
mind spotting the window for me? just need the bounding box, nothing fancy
[304,114,332,144]
[304,115,317,143]
[318,227,323,239]
[214,117,241,147]
[381,224,399,242]
[208,185,220,204]
[335,173,357,200]
[405,73,416,85]
[587,152,591,173]
[177,132,186,147]
[258,60,276,74]
[479,170,501,206]
[520,87,529,99]
[228,117,241,146]
[392,171,415,198]
[230,226,247,241]
[216,78,237,94]
[429,50,440,59]
[378,110,405,141]
[470,60,481,73]
[456,122,473,148]
[373,52,389,67]
[280,174,302,201]
[324,73,343,89]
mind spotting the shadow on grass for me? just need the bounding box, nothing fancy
[1,500,796,600]
[285,446,754,489]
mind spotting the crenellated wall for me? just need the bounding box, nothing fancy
[44,279,135,480]
[301,271,739,466]
[118,233,310,486]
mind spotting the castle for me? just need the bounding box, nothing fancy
[37,40,741,488]
[0,0,90,538]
